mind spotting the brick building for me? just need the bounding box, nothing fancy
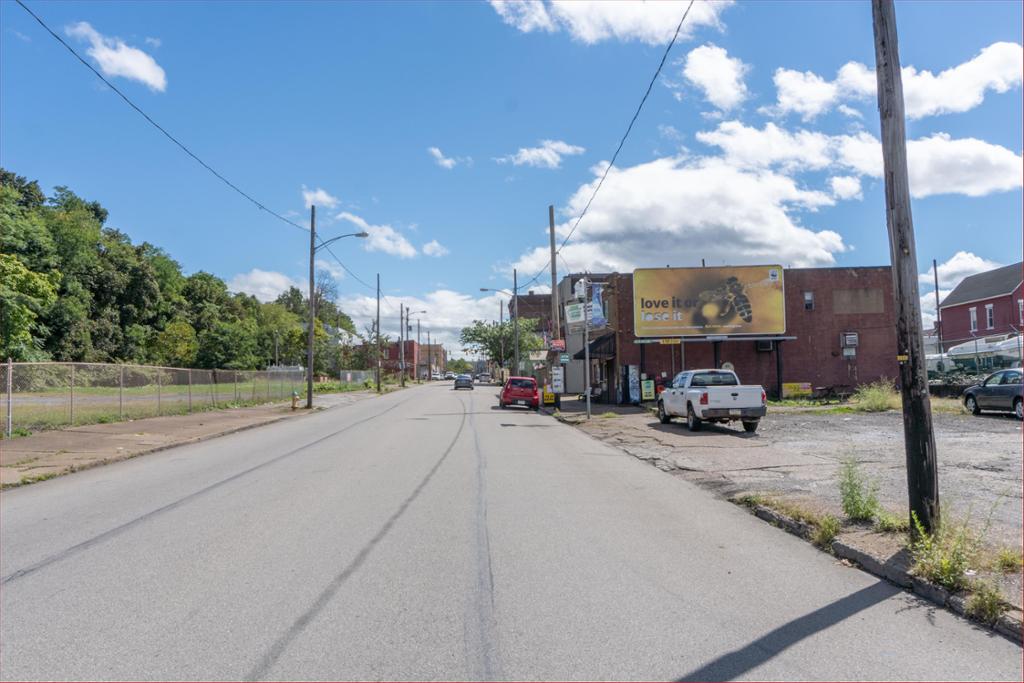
[938,262,1023,350]
[508,291,554,335]
[559,266,898,402]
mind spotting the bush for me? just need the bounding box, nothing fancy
[813,515,841,549]
[910,512,981,592]
[839,458,880,522]
[966,581,1005,625]
[851,378,899,412]
[994,547,1023,573]
[874,510,909,534]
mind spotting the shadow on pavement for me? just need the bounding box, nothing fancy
[674,581,898,682]
[645,421,757,440]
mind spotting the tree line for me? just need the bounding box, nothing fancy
[1,169,370,373]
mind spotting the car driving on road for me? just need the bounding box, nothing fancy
[657,369,767,432]
[499,376,539,410]
[454,374,474,390]
[963,368,1023,419]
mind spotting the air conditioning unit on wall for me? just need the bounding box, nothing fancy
[755,340,774,352]
[841,332,859,348]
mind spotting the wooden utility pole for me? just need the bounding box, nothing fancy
[549,205,560,339]
[375,273,381,393]
[306,205,316,409]
[873,0,940,533]
[399,303,406,387]
[933,259,943,352]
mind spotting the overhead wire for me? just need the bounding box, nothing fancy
[517,0,697,292]
[15,0,379,297]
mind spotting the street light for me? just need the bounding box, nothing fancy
[307,203,368,409]
[481,268,520,374]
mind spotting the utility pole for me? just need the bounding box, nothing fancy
[499,300,505,374]
[417,318,422,380]
[583,276,591,420]
[375,273,381,393]
[427,330,431,378]
[549,205,560,339]
[933,259,943,353]
[873,0,939,533]
[306,205,316,409]
[399,303,406,387]
[513,268,520,375]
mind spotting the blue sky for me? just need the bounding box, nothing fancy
[3,0,1021,348]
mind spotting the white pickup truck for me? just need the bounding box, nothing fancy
[657,369,767,433]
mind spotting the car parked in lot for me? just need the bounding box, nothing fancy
[499,376,539,410]
[657,369,767,432]
[454,374,474,390]
[963,368,1023,419]
[431,372,442,381]
[444,371,455,380]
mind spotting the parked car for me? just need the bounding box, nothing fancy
[657,369,767,433]
[431,372,442,381]
[454,374,474,390]
[444,371,456,380]
[477,373,491,384]
[962,368,1023,419]
[499,376,539,410]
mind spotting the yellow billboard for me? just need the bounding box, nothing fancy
[633,266,785,337]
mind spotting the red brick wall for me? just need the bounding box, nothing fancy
[607,267,898,398]
[939,283,1023,347]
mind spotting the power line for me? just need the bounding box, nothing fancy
[16,0,377,295]
[518,0,696,291]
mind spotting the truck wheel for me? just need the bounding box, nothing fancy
[742,420,759,433]
[686,404,702,432]
[657,401,671,424]
[965,395,981,415]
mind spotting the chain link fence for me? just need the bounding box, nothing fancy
[2,361,305,438]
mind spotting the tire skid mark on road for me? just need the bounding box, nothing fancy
[1,393,416,586]
[464,390,502,681]
[245,394,470,682]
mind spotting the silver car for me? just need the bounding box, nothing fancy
[453,374,474,390]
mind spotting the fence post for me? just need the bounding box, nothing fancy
[5,357,12,439]
[119,365,124,420]
[266,370,270,401]
[70,363,75,425]
[157,369,162,416]
[210,370,217,409]
[187,369,193,412]
[234,372,238,403]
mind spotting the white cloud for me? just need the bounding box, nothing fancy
[696,121,833,171]
[829,176,862,200]
[422,240,450,257]
[920,251,1002,291]
[12,30,32,43]
[765,42,1023,121]
[65,22,166,92]
[682,44,748,110]
[315,258,346,280]
[905,134,1024,198]
[301,186,340,210]
[658,124,683,141]
[228,269,302,303]
[144,36,161,48]
[837,104,863,119]
[337,211,417,259]
[491,0,733,45]
[510,155,844,277]
[428,147,457,169]
[496,139,585,169]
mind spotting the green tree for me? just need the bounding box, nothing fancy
[448,358,473,374]
[0,254,59,360]
[459,318,543,369]
[152,318,199,367]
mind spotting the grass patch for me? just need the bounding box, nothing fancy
[735,494,826,528]
[812,514,841,549]
[599,411,619,418]
[965,581,1005,625]
[910,512,983,592]
[992,547,1023,573]
[839,458,880,522]
[312,380,371,394]
[874,510,910,534]
[18,472,59,486]
[850,378,900,412]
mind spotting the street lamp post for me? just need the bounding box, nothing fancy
[481,275,520,375]
[306,204,368,408]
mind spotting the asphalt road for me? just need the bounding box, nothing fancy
[1,383,1019,681]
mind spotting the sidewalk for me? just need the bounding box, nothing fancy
[0,391,378,487]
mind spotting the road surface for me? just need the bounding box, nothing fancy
[1,383,1019,681]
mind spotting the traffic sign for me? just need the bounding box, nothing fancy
[559,353,570,364]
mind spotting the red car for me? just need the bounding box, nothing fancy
[499,376,540,410]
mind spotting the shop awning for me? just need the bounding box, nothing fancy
[573,333,616,360]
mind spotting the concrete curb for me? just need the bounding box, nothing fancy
[749,506,1022,646]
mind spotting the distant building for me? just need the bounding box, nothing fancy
[938,262,1023,351]
[508,291,554,337]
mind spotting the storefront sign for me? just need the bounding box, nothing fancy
[559,353,570,364]
[552,366,564,393]
[633,265,785,337]
[641,379,655,401]
[550,338,566,351]
[782,382,812,398]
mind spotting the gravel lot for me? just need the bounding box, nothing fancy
[557,399,1023,548]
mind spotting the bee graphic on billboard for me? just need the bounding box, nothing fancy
[696,276,754,325]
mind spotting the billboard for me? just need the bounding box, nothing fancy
[633,265,785,337]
